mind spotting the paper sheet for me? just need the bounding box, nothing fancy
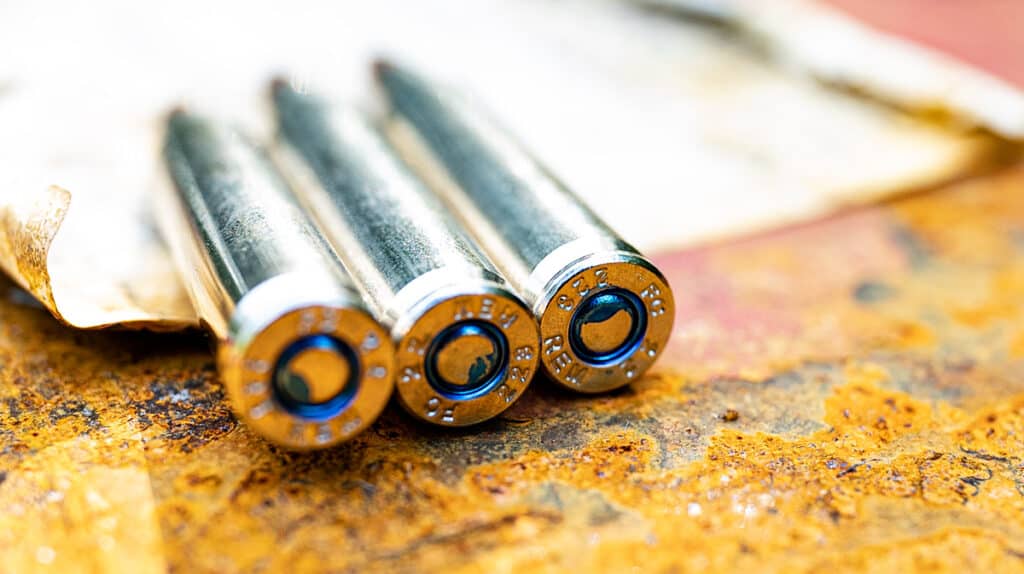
[644,0,1024,139]
[0,0,998,329]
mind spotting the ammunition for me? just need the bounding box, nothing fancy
[158,110,395,449]
[272,83,539,426]
[376,62,675,393]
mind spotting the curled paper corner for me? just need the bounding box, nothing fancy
[0,185,197,331]
[0,185,70,318]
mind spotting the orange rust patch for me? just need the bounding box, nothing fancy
[4,167,1024,570]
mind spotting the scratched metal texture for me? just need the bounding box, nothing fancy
[2,166,1024,573]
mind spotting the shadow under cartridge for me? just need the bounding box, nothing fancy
[272,82,540,427]
[158,110,395,449]
[375,61,675,394]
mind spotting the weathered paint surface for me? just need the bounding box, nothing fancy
[3,167,1024,573]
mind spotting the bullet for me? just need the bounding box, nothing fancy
[158,110,395,449]
[272,82,540,427]
[375,62,675,394]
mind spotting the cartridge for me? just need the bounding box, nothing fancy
[376,62,675,393]
[158,110,395,449]
[272,83,539,426]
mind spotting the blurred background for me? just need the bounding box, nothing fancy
[2,0,1019,330]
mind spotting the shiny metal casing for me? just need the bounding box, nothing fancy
[376,62,675,393]
[157,111,395,449]
[272,84,539,427]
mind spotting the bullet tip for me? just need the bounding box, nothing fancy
[270,76,291,95]
[166,105,191,127]
[372,58,395,81]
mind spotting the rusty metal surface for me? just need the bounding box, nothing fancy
[3,167,1024,573]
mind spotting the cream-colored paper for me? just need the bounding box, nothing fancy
[644,0,1024,139]
[0,0,995,329]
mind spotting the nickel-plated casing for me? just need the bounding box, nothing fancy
[272,83,539,427]
[375,62,675,393]
[157,110,395,449]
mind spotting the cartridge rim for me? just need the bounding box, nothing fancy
[394,285,539,427]
[220,302,395,450]
[537,252,674,393]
